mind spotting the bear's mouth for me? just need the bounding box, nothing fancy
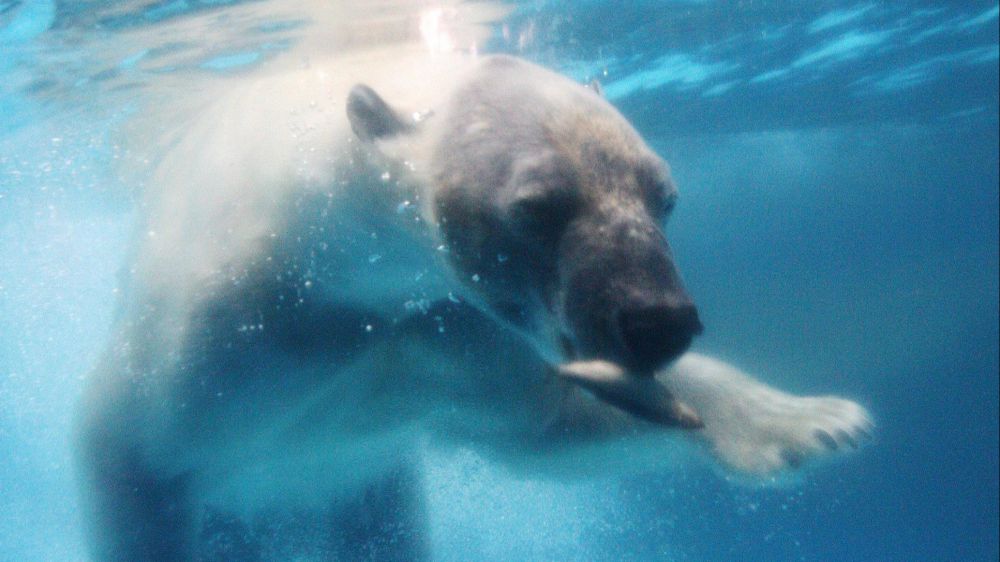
[554,332,703,429]
[554,360,703,429]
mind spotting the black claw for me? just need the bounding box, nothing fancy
[781,449,803,468]
[837,429,858,449]
[814,429,839,450]
[856,426,873,440]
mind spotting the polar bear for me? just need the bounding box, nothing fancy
[75,53,871,560]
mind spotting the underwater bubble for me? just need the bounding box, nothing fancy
[404,299,431,314]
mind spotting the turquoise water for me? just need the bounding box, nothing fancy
[0,1,997,560]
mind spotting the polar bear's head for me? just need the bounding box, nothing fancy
[348,55,701,375]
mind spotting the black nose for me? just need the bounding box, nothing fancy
[617,303,703,373]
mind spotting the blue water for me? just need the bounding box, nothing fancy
[1,1,997,560]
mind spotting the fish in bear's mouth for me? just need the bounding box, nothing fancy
[555,335,703,429]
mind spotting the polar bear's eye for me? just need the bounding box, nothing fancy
[636,163,676,219]
[657,190,678,216]
[503,154,580,235]
[665,195,678,217]
[507,184,579,236]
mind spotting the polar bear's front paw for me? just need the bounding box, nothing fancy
[776,396,873,467]
[705,391,873,475]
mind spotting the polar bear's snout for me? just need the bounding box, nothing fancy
[558,211,702,375]
[616,299,702,373]
[560,269,703,375]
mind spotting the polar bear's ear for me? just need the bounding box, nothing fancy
[347,84,414,142]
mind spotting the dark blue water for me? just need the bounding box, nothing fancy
[1,1,997,560]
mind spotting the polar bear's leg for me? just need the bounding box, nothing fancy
[76,353,200,561]
[328,462,428,561]
[664,353,873,474]
[77,427,198,561]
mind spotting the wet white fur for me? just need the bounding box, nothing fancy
[75,15,872,556]
[665,354,872,474]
